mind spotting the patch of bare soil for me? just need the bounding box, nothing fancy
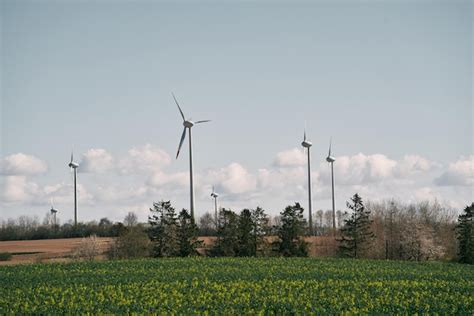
[0,238,114,265]
[0,236,338,265]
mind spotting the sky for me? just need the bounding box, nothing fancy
[0,0,472,223]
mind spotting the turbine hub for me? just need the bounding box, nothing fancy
[301,140,312,148]
[69,162,79,168]
[183,120,194,128]
[326,156,336,163]
[211,193,219,198]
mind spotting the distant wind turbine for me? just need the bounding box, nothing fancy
[211,186,219,229]
[173,93,211,221]
[326,138,336,236]
[301,128,313,236]
[50,199,58,227]
[68,151,79,226]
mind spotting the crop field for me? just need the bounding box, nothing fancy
[0,258,472,314]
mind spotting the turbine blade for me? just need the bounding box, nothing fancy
[328,137,332,157]
[195,120,211,124]
[172,93,185,121]
[176,127,186,159]
[70,151,73,163]
[304,120,307,141]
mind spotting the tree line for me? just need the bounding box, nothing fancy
[1,195,472,263]
[147,201,308,257]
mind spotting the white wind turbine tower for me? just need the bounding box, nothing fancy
[50,199,58,227]
[211,186,219,229]
[68,151,79,226]
[301,128,313,236]
[173,93,211,221]
[326,138,336,236]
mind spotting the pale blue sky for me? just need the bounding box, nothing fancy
[1,1,472,222]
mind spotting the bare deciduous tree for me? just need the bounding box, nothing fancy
[123,212,138,227]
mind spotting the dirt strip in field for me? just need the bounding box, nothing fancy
[0,236,336,265]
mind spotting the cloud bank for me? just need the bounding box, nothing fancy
[0,147,471,221]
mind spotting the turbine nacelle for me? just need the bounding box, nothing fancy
[50,208,58,214]
[183,120,195,128]
[211,192,219,198]
[301,140,312,148]
[326,156,336,163]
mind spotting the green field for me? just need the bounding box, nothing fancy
[0,258,472,314]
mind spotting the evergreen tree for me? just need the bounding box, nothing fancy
[148,201,178,257]
[210,209,239,256]
[275,202,308,257]
[177,209,202,257]
[338,194,375,258]
[456,203,474,264]
[251,206,270,256]
[237,209,254,256]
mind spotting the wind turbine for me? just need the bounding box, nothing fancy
[50,199,58,227]
[68,151,79,226]
[301,129,313,236]
[326,138,336,236]
[211,186,219,229]
[173,93,211,221]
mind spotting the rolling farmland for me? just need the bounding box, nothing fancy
[0,258,472,314]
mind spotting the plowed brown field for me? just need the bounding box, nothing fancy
[0,236,336,265]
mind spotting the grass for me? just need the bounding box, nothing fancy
[0,257,472,314]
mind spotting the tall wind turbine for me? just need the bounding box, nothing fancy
[326,138,336,236]
[68,152,79,226]
[301,129,313,236]
[173,93,211,221]
[50,199,58,227]
[211,186,219,229]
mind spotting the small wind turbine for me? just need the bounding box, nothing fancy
[68,151,79,226]
[326,137,336,236]
[211,186,219,229]
[50,199,58,227]
[301,128,313,236]
[173,93,211,221]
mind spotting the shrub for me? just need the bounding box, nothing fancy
[107,228,151,259]
[0,252,12,261]
[71,235,100,261]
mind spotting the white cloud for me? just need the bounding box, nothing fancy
[94,185,148,202]
[1,147,470,221]
[395,154,436,177]
[1,176,40,202]
[221,163,257,194]
[1,176,94,209]
[318,153,397,185]
[274,148,306,167]
[148,171,188,188]
[79,149,114,173]
[414,187,437,202]
[0,153,48,176]
[316,153,438,186]
[206,163,257,195]
[118,144,171,174]
[435,156,474,186]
